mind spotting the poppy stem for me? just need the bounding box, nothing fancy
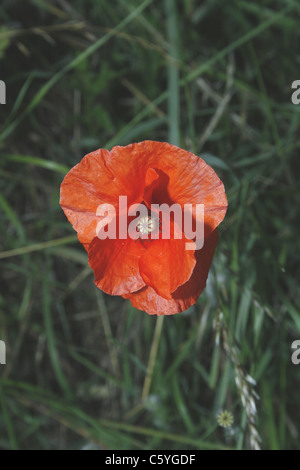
[142,315,165,403]
[165,0,180,147]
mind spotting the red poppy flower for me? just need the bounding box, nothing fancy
[60,141,227,315]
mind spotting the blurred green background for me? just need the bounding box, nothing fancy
[0,0,300,450]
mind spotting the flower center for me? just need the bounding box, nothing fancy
[137,216,156,235]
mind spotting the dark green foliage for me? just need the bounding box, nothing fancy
[0,0,299,450]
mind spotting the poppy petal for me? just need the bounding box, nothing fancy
[60,148,158,247]
[138,232,196,300]
[125,229,219,315]
[60,149,121,247]
[143,167,160,208]
[102,141,227,236]
[88,235,147,296]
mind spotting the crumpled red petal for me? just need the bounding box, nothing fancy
[101,141,227,236]
[124,229,219,315]
[138,225,196,300]
[60,148,162,247]
[88,234,146,296]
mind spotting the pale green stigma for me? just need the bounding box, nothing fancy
[137,216,156,235]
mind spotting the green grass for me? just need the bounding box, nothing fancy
[0,0,300,450]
